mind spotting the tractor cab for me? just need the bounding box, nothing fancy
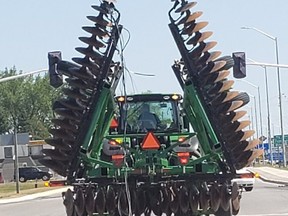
[115,93,185,134]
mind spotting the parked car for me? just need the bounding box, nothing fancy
[232,167,255,191]
[18,167,52,182]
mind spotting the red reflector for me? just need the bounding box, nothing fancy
[112,154,124,167]
[177,152,190,157]
[177,152,190,165]
[110,118,118,128]
[141,132,160,150]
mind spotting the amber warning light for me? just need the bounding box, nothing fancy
[141,132,160,150]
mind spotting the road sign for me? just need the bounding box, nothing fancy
[266,152,283,162]
[257,143,269,150]
[273,134,288,146]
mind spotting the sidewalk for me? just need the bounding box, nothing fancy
[248,166,288,185]
[0,186,69,204]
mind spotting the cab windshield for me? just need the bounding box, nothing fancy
[119,100,179,133]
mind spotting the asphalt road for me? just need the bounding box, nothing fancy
[1,179,288,216]
[238,179,288,216]
[0,194,66,216]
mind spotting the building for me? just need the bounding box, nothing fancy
[0,133,51,182]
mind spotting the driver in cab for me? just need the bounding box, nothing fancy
[138,104,162,130]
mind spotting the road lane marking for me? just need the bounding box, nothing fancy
[239,213,288,216]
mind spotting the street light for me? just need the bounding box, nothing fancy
[263,66,273,164]
[238,79,265,163]
[247,58,272,164]
[241,26,285,166]
[246,94,258,139]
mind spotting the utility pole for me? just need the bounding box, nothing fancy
[14,125,20,194]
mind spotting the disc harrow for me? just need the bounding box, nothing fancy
[39,1,122,178]
[40,1,261,216]
[62,182,241,216]
[169,0,263,170]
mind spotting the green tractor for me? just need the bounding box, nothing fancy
[40,1,262,215]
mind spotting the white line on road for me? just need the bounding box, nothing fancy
[240,213,288,216]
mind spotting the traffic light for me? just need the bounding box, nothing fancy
[48,51,63,88]
[232,52,246,79]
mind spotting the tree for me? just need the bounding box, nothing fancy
[0,67,60,139]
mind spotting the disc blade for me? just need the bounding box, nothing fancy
[41,149,70,161]
[169,186,179,214]
[219,80,235,93]
[182,22,208,35]
[179,186,189,213]
[38,158,67,176]
[207,51,222,62]
[91,5,109,14]
[185,11,203,24]
[72,57,101,70]
[45,138,72,151]
[220,183,231,212]
[48,128,76,142]
[231,182,239,201]
[244,139,260,151]
[75,47,103,64]
[62,88,89,101]
[63,189,74,216]
[82,26,109,38]
[95,187,106,215]
[79,37,106,48]
[160,187,170,214]
[210,184,221,212]
[227,101,243,112]
[53,108,82,122]
[75,188,85,216]
[240,130,255,141]
[232,110,247,121]
[235,120,251,132]
[87,15,112,27]
[214,70,230,83]
[85,185,95,216]
[106,186,116,215]
[58,98,84,111]
[136,188,146,214]
[232,196,241,215]
[149,188,162,216]
[199,183,209,211]
[203,41,217,53]
[68,67,96,82]
[51,119,78,133]
[247,149,264,164]
[175,2,197,13]
[118,188,128,216]
[189,185,199,213]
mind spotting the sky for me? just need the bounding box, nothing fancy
[1,0,288,137]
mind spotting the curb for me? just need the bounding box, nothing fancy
[257,175,288,186]
[248,169,288,186]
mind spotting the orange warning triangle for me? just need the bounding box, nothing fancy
[142,132,160,150]
[110,118,118,128]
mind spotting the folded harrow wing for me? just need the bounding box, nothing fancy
[40,1,263,216]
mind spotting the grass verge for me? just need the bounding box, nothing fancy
[0,181,58,199]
